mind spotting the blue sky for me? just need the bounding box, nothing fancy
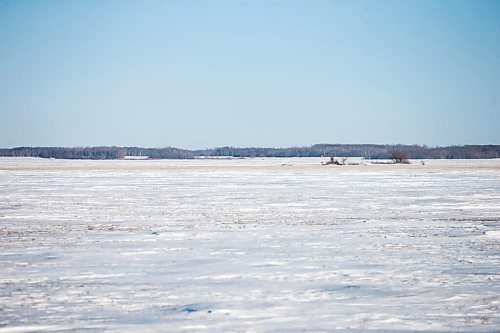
[0,0,499,148]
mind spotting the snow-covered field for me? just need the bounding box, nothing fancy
[0,157,499,332]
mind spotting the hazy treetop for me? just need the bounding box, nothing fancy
[0,0,499,148]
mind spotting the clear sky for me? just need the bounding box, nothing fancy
[0,0,499,149]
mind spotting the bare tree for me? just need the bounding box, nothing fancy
[389,150,410,164]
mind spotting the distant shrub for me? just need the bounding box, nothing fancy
[389,150,410,164]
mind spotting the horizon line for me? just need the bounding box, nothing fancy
[2,143,499,150]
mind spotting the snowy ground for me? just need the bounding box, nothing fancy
[0,157,499,332]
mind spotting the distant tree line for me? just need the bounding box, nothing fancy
[0,144,498,160]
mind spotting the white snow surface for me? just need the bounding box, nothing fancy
[0,157,499,332]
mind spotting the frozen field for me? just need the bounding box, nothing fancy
[0,157,499,332]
